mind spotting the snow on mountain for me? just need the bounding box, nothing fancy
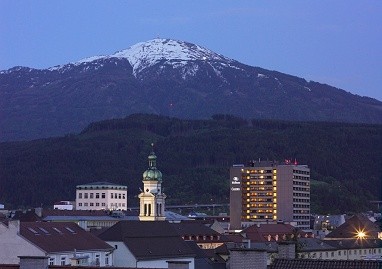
[49,38,236,76]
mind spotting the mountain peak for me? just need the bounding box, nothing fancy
[75,38,234,75]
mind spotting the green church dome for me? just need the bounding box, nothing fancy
[143,146,162,181]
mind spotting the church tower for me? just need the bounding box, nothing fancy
[138,144,166,221]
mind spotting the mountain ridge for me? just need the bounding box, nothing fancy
[0,38,381,142]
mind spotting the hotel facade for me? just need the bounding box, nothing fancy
[230,160,310,230]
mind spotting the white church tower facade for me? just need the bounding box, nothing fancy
[138,144,166,221]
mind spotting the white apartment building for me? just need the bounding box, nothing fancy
[76,182,128,211]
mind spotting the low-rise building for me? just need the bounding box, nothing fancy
[0,220,114,266]
[98,221,196,268]
[76,182,128,211]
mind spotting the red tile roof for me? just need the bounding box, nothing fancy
[242,223,310,242]
[20,222,113,253]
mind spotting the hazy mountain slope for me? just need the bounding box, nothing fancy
[1,38,381,141]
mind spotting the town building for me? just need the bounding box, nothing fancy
[0,220,113,266]
[75,181,128,211]
[98,221,195,268]
[230,160,310,230]
[138,145,166,221]
[53,200,75,210]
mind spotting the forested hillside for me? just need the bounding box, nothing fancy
[0,114,380,214]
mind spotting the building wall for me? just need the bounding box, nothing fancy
[48,250,112,266]
[0,221,45,264]
[76,186,127,211]
[108,240,194,269]
[299,247,382,260]
[229,162,310,230]
[107,241,134,267]
[137,258,194,269]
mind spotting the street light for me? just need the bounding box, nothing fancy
[355,228,367,240]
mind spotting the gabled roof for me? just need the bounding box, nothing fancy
[270,258,381,269]
[20,222,113,253]
[325,214,380,239]
[242,223,310,242]
[98,221,195,260]
[170,221,229,242]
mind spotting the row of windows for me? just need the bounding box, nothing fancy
[296,221,310,226]
[245,169,273,174]
[78,192,126,199]
[244,192,274,197]
[248,187,274,191]
[293,181,310,186]
[293,204,310,208]
[78,202,125,207]
[248,204,274,208]
[293,198,310,203]
[246,175,273,179]
[293,210,310,214]
[243,215,274,219]
[293,170,310,175]
[293,193,310,197]
[293,175,310,180]
[301,248,382,259]
[252,198,273,202]
[243,180,273,185]
[293,215,310,219]
[293,186,310,191]
[49,254,108,266]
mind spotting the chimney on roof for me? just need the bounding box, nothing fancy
[229,248,267,269]
[34,207,42,217]
[278,241,296,259]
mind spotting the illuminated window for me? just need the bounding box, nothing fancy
[273,175,277,179]
[273,187,277,191]
[273,193,277,197]
[273,170,277,174]
[273,204,277,208]
[273,216,277,220]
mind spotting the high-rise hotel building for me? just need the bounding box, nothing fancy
[230,161,310,230]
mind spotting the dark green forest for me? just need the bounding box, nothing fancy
[0,114,381,214]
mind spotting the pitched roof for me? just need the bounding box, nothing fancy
[20,222,113,253]
[324,239,382,250]
[98,221,195,260]
[170,221,229,243]
[270,258,381,269]
[242,223,310,242]
[326,214,380,239]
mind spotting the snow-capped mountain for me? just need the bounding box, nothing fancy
[49,39,236,76]
[0,38,381,141]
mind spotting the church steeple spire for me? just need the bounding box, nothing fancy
[138,144,166,221]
